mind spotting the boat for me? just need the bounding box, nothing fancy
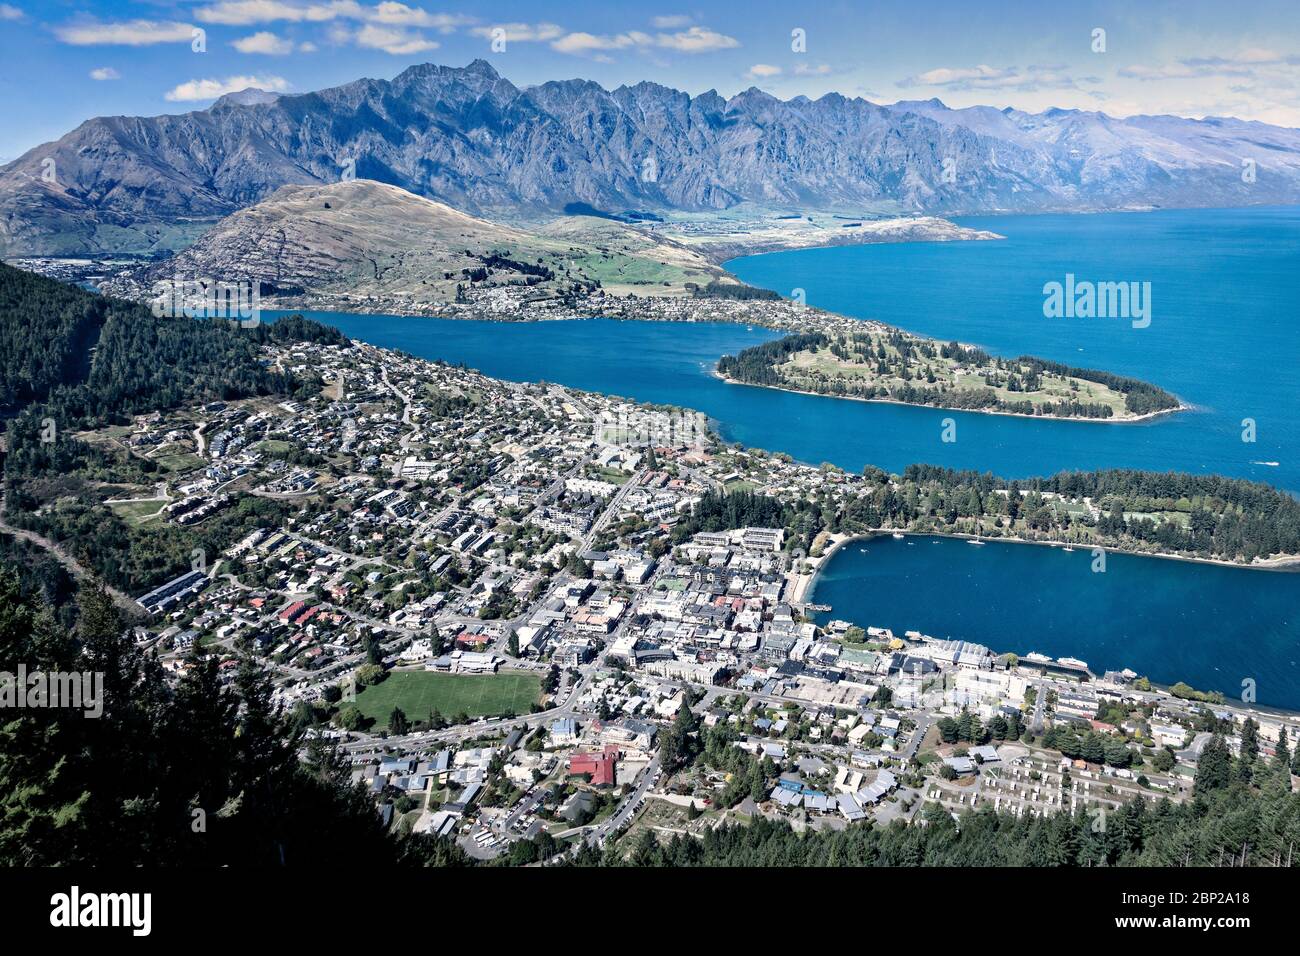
[1252,461,1280,467]
[891,532,905,540]
[967,538,985,546]
[1063,545,1075,552]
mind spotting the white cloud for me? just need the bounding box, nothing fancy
[195,1,361,25]
[651,15,692,28]
[747,64,782,78]
[794,63,832,76]
[56,19,196,46]
[164,74,290,101]
[368,3,473,31]
[194,0,472,33]
[233,30,295,54]
[899,63,1085,92]
[908,65,1012,86]
[470,22,563,43]
[89,67,121,80]
[654,25,739,53]
[551,31,651,55]
[0,4,24,21]
[549,24,739,57]
[1119,50,1300,82]
[352,23,438,54]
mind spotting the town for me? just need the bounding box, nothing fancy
[101,335,1297,862]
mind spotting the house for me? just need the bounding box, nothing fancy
[550,717,579,745]
[855,768,897,805]
[834,766,865,793]
[943,755,976,776]
[568,745,619,787]
[379,757,415,777]
[837,793,867,822]
[1152,724,1188,749]
[560,790,597,824]
[761,741,787,762]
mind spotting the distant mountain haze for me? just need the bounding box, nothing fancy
[2,59,1299,256]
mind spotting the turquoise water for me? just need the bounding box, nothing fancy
[729,206,1300,491]
[812,535,1299,708]
[268,205,1300,707]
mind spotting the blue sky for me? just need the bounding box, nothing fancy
[2,0,1298,159]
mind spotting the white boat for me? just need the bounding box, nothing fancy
[967,538,985,546]
[891,532,905,540]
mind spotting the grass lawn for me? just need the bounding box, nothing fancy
[782,338,1131,417]
[590,466,630,485]
[352,670,542,728]
[154,450,204,473]
[109,498,167,525]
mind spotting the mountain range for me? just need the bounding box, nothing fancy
[3,58,1300,256]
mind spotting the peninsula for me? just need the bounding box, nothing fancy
[71,180,1179,424]
[717,329,1184,421]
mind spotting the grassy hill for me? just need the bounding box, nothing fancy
[102,180,735,311]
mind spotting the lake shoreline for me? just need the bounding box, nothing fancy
[801,531,1300,715]
[714,369,1190,425]
[265,304,1187,427]
[804,531,1300,608]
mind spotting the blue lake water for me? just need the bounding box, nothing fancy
[270,312,781,413]
[267,205,1300,707]
[729,205,1300,492]
[275,207,1300,488]
[811,535,1300,708]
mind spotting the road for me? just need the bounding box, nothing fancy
[0,492,143,617]
[900,714,932,761]
[586,755,660,847]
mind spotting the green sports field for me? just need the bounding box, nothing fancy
[351,670,542,728]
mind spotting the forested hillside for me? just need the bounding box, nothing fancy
[0,263,108,408]
[0,265,348,595]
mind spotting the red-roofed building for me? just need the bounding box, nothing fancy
[279,600,306,623]
[568,745,619,787]
[455,631,491,650]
